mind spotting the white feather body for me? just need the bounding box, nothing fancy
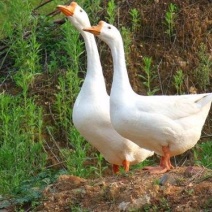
[69,6,153,165]
[96,21,212,157]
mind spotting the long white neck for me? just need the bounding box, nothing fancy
[109,36,134,95]
[80,29,107,92]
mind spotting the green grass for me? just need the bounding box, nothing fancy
[194,43,212,91]
[0,169,67,210]
[131,157,156,171]
[0,0,67,39]
[194,141,212,169]
[0,0,98,209]
[130,8,140,32]
[164,3,177,39]
[121,26,132,62]
[106,0,116,24]
[139,56,159,95]
[173,69,185,94]
[0,93,46,194]
[0,3,111,204]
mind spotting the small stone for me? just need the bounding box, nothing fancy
[72,188,86,195]
[130,195,151,209]
[184,166,205,177]
[159,174,169,185]
[118,201,130,211]
[84,184,93,191]
[94,180,106,187]
[159,174,176,186]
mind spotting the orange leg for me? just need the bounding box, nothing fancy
[122,160,130,172]
[161,146,174,170]
[143,146,174,174]
[113,164,119,174]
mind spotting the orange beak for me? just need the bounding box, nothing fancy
[57,2,77,16]
[83,21,104,36]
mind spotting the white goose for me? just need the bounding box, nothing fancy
[84,21,212,174]
[57,2,153,173]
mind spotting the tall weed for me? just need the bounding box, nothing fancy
[0,0,48,195]
[121,27,132,61]
[173,69,184,94]
[0,93,46,194]
[194,43,212,91]
[54,22,93,176]
[54,22,84,134]
[193,141,212,169]
[139,57,159,95]
[164,3,177,38]
[106,0,116,25]
[130,8,140,32]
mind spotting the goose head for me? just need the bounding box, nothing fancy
[83,21,122,48]
[57,2,90,30]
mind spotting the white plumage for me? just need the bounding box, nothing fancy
[84,20,212,173]
[57,3,153,173]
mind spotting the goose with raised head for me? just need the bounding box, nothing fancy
[84,21,212,174]
[57,2,154,173]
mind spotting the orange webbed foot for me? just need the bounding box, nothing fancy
[143,146,174,174]
[143,166,168,174]
[122,160,130,172]
[113,164,119,174]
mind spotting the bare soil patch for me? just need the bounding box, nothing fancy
[37,166,212,211]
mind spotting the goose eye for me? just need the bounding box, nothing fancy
[108,26,111,29]
[80,9,83,12]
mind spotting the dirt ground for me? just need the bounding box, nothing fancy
[36,166,212,211]
[35,1,212,210]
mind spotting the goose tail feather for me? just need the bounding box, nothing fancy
[196,93,212,108]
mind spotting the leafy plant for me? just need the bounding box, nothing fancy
[139,57,159,95]
[69,205,90,212]
[129,8,140,32]
[83,0,102,23]
[164,3,177,38]
[106,0,116,24]
[0,94,47,195]
[53,20,94,178]
[54,71,79,134]
[52,69,92,177]
[59,21,84,69]
[0,0,32,38]
[193,141,212,169]
[194,43,212,91]
[121,26,132,61]
[54,21,84,141]
[160,197,171,211]
[61,128,92,178]
[142,197,171,211]
[0,169,65,210]
[91,153,108,177]
[131,157,156,171]
[0,0,97,210]
[9,13,41,106]
[173,69,184,94]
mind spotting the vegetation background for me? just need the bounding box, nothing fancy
[0,0,211,210]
